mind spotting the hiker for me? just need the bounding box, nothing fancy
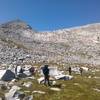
[68,67,72,75]
[29,66,35,75]
[42,65,50,86]
[15,66,24,78]
[15,66,17,76]
[79,67,83,76]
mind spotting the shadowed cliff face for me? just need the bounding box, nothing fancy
[0,20,100,66]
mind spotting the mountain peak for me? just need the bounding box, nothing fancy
[1,19,26,25]
[0,19,33,30]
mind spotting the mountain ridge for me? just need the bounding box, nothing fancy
[0,20,100,68]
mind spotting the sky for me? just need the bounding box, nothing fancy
[0,0,100,31]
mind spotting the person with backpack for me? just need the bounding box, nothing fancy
[80,67,83,76]
[68,67,72,75]
[29,66,35,75]
[15,65,24,78]
[42,65,50,86]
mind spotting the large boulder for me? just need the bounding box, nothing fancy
[5,85,20,100]
[0,70,15,81]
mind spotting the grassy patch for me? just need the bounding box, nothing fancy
[15,70,100,100]
[0,65,100,100]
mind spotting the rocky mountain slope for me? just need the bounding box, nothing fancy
[0,20,100,67]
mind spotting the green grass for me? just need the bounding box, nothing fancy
[16,70,100,100]
[0,69,100,100]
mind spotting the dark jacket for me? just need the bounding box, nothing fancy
[42,65,49,75]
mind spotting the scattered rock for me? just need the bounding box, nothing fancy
[24,95,33,100]
[52,81,56,85]
[61,84,66,88]
[37,77,44,84]
[1,84,8,90]
[93,76,100,79]
[0,82,9,90]
[0,81,5,85]
[13,91,25,99]
[5,85,20,100]
[81,67,89,72]
[32,90,45,94]
[27,76,35,80]
[50,87,61,91]
[9,79,16,86]
[23,82,32,88]
[88,76,91,78]
[74,83,80,86]
[54,74,73,80]
[23,70,31,76]
[93,88,100,92]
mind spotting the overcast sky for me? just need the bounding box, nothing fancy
[0,0,100,31]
